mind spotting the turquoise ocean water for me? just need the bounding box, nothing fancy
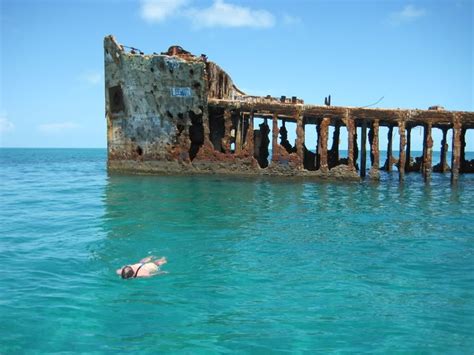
[1,148,473,353]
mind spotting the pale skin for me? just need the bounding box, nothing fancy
[116,256,167,278]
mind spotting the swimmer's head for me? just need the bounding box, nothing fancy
[121,266,134,279]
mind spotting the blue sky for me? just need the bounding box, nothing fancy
[0,0,472,150]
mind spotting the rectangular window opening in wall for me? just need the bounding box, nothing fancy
[279,120,297,155]
[462,129,474,173]
[108,85,125,114]
[209,108,225,152]
[231,112,249,154]
[253,117,271,168]
[304,122,317,170]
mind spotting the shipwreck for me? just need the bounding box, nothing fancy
[104,35,473,182]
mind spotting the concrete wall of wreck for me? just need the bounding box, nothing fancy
[104,36,208,164]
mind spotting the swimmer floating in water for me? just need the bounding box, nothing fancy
[116,256,167,279]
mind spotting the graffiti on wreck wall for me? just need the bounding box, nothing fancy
[171,87,192,97]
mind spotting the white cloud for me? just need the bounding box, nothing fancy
[139,0,275,29]
[0,114,14,134]
[140,0,188,23]
[79,71,102,85]
[282,14,302,26]
[187,0,275,29]
[38,121,80,134]
[389,5,426,25]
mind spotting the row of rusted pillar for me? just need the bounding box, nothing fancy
[224,109,467,183]
[379,113,464,183]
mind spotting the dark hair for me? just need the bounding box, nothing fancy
[121,266,134,279]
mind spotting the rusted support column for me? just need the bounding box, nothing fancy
[245,111,254,156]
[405,126,412,171]
[369,119,380,178]
[222,109,232,153]
[451,114,461,183]
[346,115,355,171]
[235,112,242,154]
[315,121,321,170]
[318,117,330,172]
[353,126,359,169]
[271,113,279,162]
[368,126,374,166]
[296,111,304,168]
[360,119,367,177]
[423,122,433,182]
[460,128,467,173]
[439,127,449,173]
[398,119,406,181]
[385,126,393,172]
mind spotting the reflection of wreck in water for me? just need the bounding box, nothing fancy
[105,35,474,183]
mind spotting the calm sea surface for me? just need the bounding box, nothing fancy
[1,148,473,353]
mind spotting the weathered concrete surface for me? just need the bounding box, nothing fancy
[105,35,473,182]
[105,36,208,164]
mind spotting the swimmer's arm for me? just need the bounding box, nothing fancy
[139,256,154,263]
[116,267,123,275]
[154,257,167,266]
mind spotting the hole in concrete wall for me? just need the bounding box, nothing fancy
[463,129,474,173]
[228,112,241,154]
[326,125,338,170]
[209,109,225,152]
[279,120,296,154]
[189,109,204,160]
[167,111,173,119]
[339,125,348,159]
[136,146,143,156]
[193,82,201,90]
[253,117,270,168]
[354,124,370,172]
[230,112,249,154]
[108,85,125,114]
[432,127,454,172]
[304,122,317,170]
[189,69,194,75]
[379,125,401,171]
[327,125,334,154]
[150,67,154,72]
[304,123,317,152]
[404,125,423,172]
